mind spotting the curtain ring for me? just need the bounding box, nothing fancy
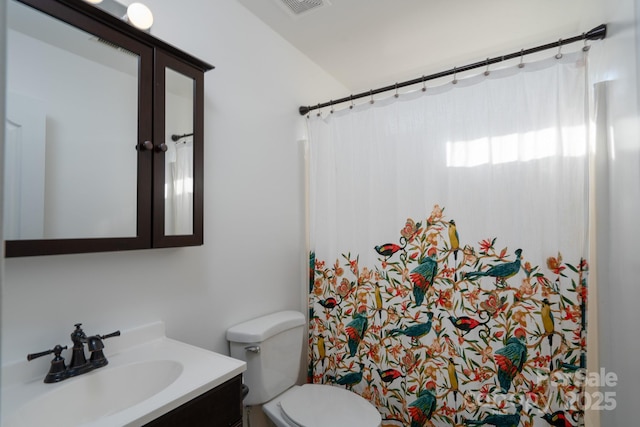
[421,75,427,92]
[555,39,563,59]
[369,90,375,104]
[329,100,334,114]
[349,95,354,109]
[452,66,458,85]
[484,58,491,76]
[582,33,591,52]
[394,83,399,98]
[518,49,525,69]
[316,103,321,117]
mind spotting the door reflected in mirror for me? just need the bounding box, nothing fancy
[164,68,194,236]
[5,0,139,240]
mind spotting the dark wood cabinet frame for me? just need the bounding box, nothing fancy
[5,0,213,257]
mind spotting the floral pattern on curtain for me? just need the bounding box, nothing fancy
[308,205,587,426]
[306,52,591,427]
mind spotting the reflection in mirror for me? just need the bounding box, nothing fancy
[5,0,139,240]
[164,68,195,236]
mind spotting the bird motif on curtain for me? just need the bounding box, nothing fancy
[463,404,523,427]
[494,328,528,393]
[464,248,522,283]
[345,311,368,357]
[410,248,438,307]
[308,205,588,427]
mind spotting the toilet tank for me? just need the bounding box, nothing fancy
[226,311,305,406]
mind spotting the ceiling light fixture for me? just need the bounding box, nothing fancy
[125,2,154,31]
[81,0,153,32]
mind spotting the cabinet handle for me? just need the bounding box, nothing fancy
[157,143,168,152]
[139,140,154,151]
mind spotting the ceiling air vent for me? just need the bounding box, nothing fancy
[279,0,329,16]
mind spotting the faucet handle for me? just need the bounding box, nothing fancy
[99,330,121,340]
[88,330,120,368]
[71,323,88,344]
[88,330,120,350]
[27,345,69,383]
[27,344,67,361]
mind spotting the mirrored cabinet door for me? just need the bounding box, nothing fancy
[5,0,154,256]
[153,52,204,247]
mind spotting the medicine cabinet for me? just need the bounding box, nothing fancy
[5,0,213,257]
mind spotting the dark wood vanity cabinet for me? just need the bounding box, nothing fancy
[5,0,213,257]
[143,375,243,427]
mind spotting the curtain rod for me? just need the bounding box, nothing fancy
[299,24,607,116]
[171,132,193,141]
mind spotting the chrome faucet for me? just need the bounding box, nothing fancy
[27,323,120,383]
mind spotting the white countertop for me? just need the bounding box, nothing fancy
[1,321,246,427]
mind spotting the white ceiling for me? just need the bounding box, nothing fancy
[237,0,602,94]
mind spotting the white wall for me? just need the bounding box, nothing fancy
[590,0,640,425]
[1,0,7,355]
[2,0,639,426]
[0,0,345,381]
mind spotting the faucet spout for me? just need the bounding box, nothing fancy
[69,324,92,375]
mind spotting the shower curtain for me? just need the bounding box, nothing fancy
[307,52,590,427]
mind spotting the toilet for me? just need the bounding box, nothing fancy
[226,310,381,427]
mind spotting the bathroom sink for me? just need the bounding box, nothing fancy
[1,321,246,427]
[4,360,183,427]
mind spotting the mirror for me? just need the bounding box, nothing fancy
[5,0,139,240]
[4,0,212,256]
[164,68,195,236]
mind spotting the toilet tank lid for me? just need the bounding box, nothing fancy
[226,311,305,343]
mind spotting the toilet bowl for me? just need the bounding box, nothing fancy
[226,311,381,427]
[263,384,381,427]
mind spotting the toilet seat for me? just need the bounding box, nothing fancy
[278,384,381,427]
